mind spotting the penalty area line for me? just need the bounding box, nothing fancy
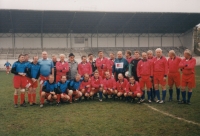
[144,103,200,127]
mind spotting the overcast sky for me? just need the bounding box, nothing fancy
[0,0,200,13]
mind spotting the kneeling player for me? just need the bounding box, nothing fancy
[40,75,57,108]
[68,74,82,103]
[4,61,11,74]
[102,71,116,99]
[79,73,91,100]
[124,76,143,103]
[11,54,28,108]
[113,73,128,100]
[179,49,196,104]
[57,75,71,105]
[91,70,103,101]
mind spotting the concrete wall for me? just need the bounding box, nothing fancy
[0,33,184,48]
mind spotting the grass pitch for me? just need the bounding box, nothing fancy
[0,67,200,136]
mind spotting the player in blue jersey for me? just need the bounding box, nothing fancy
[4,61,11,74]
[57,75,71,105]
[40,75,57,108]
[26,56,40,106]
[11,54,28,108]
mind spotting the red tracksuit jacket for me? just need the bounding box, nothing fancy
[179,57,196,75]
[80,79,91,92]
[103,77,116,90]
[91,76,103,88]
[116,78,128,92]
[96,57,109,72]
[126,81,140,93]
[78,62,92,76]
[137,59,153,77]
[152,56,168,76]
[56,61,69,76]
[107,59,115,71]
[168,56,182,73]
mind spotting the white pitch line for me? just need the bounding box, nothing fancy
[144,103,200,127]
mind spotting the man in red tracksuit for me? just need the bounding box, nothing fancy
[102,71,116,99]
[56,54,69,82]
[147,50,155,101]
[125,50,133,64]
[124,76,143,103]
[152,48,168,104]
[167,50,182,102]
[79,73,91,100]
[179,49,196,104]
[114,73,128,100]
[107,52,115,76]
[78,55,92,77]
[91,70,104,101]
[96,51,109,79]
[137,52,153,103]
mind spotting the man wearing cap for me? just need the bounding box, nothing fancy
[67,53,78,80]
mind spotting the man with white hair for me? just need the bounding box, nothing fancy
[112,51,129,81]
[56,54,69,83]
[147,50,155,101]
[179,49,196,104]
[152,48,168,104]
[167,50,182,102]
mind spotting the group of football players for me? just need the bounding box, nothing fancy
[9,48,196,108]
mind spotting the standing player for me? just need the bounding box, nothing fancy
[114,73,128,100]
[57,75,71,105]
[88,53,97,74]
[78,55,92,77]
[56,54,69,82]
[147,50,156,101]
[11,54,27,108]
[90,70,103,101]
[79,73,91,100]
[52,54,57,82]
[137,52,153,103]
[112,51,129,81]
[96,51,109,79]
[152,48,168,104]
[168,50,182,102]
[26,56,40,106]
[125,50,133,64]
[67,53,78,80]
[129,51,141,82]
[40,75,57,108]
[38,51,54,95]
[102,71,116,99]
[24,54,31,104]
[107,52,115,76]
[124,76,143,103]
[4,60,11,74]
[68,74,82,103]
[179,49,196,104]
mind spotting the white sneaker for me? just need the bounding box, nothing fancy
[40,104,43,108]
[99,99,102,102]
[148,100,152,103]
[140,99,145,102]
[159,100,164,104]
[156,100,160,103]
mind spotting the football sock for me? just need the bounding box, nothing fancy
[141,90,145,99]
[57,94,61,103]
[32,93,36,103]
[187,92,192,103]
[181,91,186,102]
[155,90,160,100]
[176,88,180,100]
[169,89,173,99]
[28,93,31,103]
[147,91,151,100]
[14,95,18,104]
[99,91,103,99]
[20,93,25,104]
[162,90,166,101]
